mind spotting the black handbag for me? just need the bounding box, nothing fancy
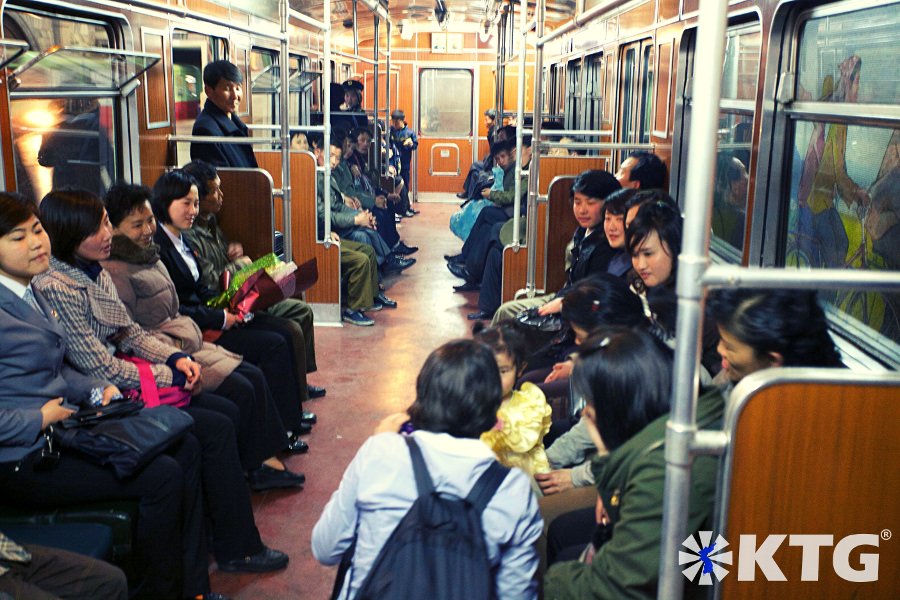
[53,402,194,480]
[515,306,563,332]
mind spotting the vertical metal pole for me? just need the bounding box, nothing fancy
[511,0,526,251]
[525,0,544,295]
[496,10,506,118]
[279,0,292,261]
[352,0,359,56]
[385,21,392,176]
[373,16,381,174]
[323,0,332,242]
[657,0,728,598]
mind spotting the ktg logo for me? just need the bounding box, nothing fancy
[680,531,885,585]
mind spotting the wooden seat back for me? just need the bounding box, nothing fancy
[215,168,275,261]
[717,369,900,599]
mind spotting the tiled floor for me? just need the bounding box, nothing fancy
[211,201,479,599]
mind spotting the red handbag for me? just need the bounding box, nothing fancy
[115,354,191,409]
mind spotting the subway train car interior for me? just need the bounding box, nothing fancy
[0,0,897,598]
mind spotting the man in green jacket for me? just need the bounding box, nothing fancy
[543,387,723,600]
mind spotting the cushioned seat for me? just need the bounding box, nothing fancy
[2,522,113,560]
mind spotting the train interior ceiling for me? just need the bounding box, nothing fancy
[1,0,896,370]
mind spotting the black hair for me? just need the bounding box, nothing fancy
[352,127,373,140]
[329,130,347,149]
[307,131,324,150]
[708,288,842,368]
[151,170,197,225]
[496,125,516,141]
[492,138,514,157]
[571,170,621,202]
[407,339,503,438]
[182,160,218,199]
[625,200,683,291]
[484,109,498,119]
[104,183,153,228]
[625,151,667,190]
[39,189,105,265]
[202,60,243,88]
[472,319,531,376]
[0,192,39,237]
[560,274,649,333]
[602,188,639,218]
[572,327,672,451]
[623,189,677,212]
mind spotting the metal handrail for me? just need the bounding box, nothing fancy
[166,134,281,145]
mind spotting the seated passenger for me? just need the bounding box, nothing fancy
[477,170,622,322]
[0,530,127,600]
[456,109,499,200]
[180,160,326,401]
[150,170,316,441]
[314,132,414,275]
[347,128,417,223]
[0,192,237,599]
[614,151,668,190]
[475,320,552,481]
[312,339,543,599]
[102,183,312,466]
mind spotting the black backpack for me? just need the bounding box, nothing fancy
[333,436,510,600]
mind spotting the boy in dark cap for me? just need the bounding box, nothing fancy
[389,109,418,194]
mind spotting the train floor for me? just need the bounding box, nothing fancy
[210,201,482,599]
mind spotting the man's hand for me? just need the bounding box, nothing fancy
[101,385,121,406]
[353,211,370,227]
[349,197,362,210]
[223,311,242,330]
[403,138,413,147]
[350,165,362,178]
[226,242,246,262]
[329,232,341,244]
[538,297,564,315]
[375,195,387,209]
[41,398,74,429]
[534,469,574,496]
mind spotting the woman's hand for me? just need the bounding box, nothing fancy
[534,469,574,495]
[226,242,246,261]
[537,297,563,315]
[374,412,409,435]
[544,360,574,383]
[223,311,242,330]
[41,398,74,429]
[175,357,201,388]
[101,385,121,406]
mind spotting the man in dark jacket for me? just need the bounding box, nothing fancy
[190,60,258,168]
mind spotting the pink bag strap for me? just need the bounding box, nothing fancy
[116,353,161,408]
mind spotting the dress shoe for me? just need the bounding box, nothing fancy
[467,310,493,320]
[453,281,481,293]
[294,421,313,435]
[382,255,416,274]
[218,547,289,573]
[447,261,471,281]
[407,208,420,215]
[456,191,468,199]
[393,242,419,256]
[248,465,305,492]
[375,292,397,308]
[307,385,326,399]
[285,434,309,454]
[444,253,464,263]
[301,410,317,424]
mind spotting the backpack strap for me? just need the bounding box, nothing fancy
[404,436,436,497]
[465,461,510,515]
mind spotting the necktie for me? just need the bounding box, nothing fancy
[23,286,44,317]
[0,531,31,575]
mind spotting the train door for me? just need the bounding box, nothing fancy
[565,59,581,131]
[415,67,475,195]
[618,38,654,162]
[585,52,604,132]
[171,29,226,164]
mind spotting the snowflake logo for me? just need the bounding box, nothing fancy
[679,531,733,585]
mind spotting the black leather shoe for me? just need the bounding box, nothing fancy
[375,292,397,308]
[444,253,463,262]
[467,310,493,320]
[301,410,317,424]
[393,242,419,256]
[285,435,309,454]
[294,421,313,435]
[382,255,416,274]
[447,261,474,282]
[307,385,326,399]
[248,466,305,492]
[456,192,468,199]
[218,547,289,573]
[453,281,481,293]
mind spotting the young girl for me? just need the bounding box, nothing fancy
[475,320,553,479]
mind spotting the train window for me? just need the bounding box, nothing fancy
[142,30,170,129]
[712,25,760,258]
[3,7,118,201]
[782,2,900,359]
[585,54,604,131]
[566,60,581,131]
[249,47,279,132]
[171,30,226,165]
[418,68,473,136]
[619,39,654,148]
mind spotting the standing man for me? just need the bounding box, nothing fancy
[190,60,258,168]
[389,110,418,197]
